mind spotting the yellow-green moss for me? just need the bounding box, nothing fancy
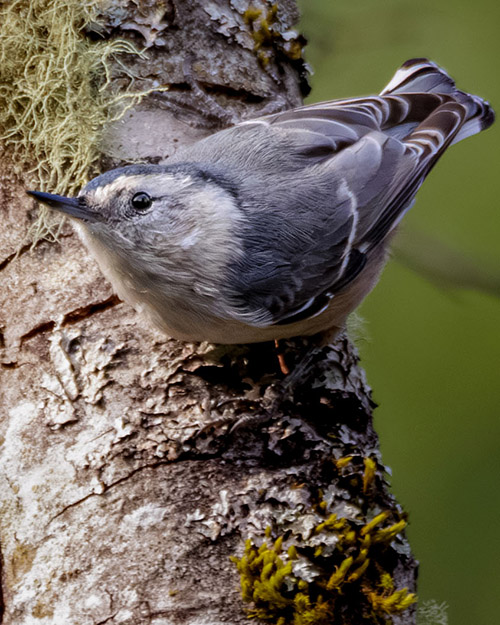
[244,3,306,68]
[231,499,416,625]
[0,0,165,242]
[363,456,377,493]
[334,455,353,470]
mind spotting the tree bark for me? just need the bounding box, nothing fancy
[0,1,417,624]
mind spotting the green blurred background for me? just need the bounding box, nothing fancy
[298,1,500,623]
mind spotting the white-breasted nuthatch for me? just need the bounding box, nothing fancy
[28,59,494,344]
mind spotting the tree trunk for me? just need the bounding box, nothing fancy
[0,1,417,624]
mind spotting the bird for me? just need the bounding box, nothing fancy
[28,58,494,345]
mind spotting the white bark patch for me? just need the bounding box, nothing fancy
[42,325,126,425]
[41,371,77,427]
[83,591,112,613]
[6,403,48,450]
[48,326,79,400]
[122,503,168,530]
[185,489,233,540]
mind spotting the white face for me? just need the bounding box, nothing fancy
[77,165,244,294]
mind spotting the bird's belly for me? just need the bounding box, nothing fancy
[78,223,388,344]
[116,261,388,344]
[136,284,364,344]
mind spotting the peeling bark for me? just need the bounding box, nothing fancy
[0,1,417,624]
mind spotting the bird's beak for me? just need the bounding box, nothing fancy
[26,190,100,222]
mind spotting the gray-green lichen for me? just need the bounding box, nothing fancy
[0,0,157,241]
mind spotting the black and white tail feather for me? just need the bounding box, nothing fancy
[229,58,494,327]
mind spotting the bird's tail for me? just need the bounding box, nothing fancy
[381,58,495,144]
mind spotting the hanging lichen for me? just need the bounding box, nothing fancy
[0,0,162,241]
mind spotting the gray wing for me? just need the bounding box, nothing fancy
[174,59,494,327]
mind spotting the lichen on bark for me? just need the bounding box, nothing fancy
[0,1,418,624]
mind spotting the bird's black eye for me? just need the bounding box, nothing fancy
[131,192,152,211]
